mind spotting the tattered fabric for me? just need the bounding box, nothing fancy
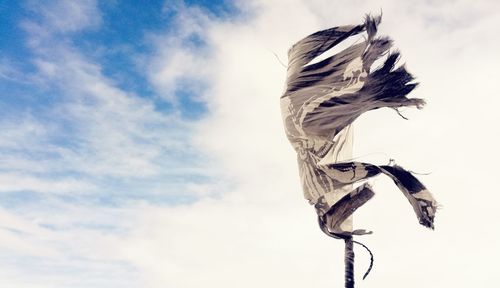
[280,15,437,238]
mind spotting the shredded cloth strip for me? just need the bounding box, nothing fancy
[280,15,438,240]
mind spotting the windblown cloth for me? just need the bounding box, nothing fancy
[280,15,437,238]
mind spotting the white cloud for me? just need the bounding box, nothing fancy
[0,1,204,284]
[6,5,194,179]
[25,0,101,34]
[0,173,95,193]
[0,208,59,258]
[0,117,48,150]
[145,5,213,102]
[0,205,142,288]
[121,1,500,287]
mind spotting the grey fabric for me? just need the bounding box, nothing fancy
[280,15,438,237]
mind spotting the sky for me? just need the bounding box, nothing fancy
[0,0,499,287]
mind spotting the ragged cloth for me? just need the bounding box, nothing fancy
[280,15,437,238]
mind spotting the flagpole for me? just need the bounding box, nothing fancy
[344,237,355,288]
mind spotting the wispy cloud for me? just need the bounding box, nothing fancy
[1,1,207,286]
[23,0,101,34]
[6,1,197,180]
[144,4,214,104]
[0,173,94,193]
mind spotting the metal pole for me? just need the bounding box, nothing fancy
[344,237,355,288]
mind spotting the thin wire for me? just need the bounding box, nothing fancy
[352,240,374,280]
[269,50,287,68]
[318,216,375,280]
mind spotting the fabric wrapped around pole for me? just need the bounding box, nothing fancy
[280,14,438,238]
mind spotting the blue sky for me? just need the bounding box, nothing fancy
[0,0,227,206]
[1,0,500,287]
[1,1,237,285]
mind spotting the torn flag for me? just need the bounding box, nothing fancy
[280,15,438,238]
